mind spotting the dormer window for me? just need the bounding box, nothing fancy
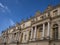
[53,10,58,16]
[16,27,18,29]
[16,27,21,30]
[41,15,46,19]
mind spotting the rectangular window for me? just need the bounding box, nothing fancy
[53,28,58,40]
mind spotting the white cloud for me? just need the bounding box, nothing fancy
[5,6,11,13]
[0,3,4,8]
[9,19,15,26]
[0,2,11,13]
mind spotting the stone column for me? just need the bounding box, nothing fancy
[30,27,33,40]
[33,26,37,41]
[58,21,60,39]
[42,23,45,39]
[16,32,19,41]
[47,22,50,39]
[19,32,22,42]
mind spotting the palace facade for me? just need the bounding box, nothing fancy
[0,4,60,45]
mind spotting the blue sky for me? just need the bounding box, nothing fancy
[0,0,60,34]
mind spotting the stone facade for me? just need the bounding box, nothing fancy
[0,4,60,45]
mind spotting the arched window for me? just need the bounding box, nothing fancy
[52,24,58,40]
